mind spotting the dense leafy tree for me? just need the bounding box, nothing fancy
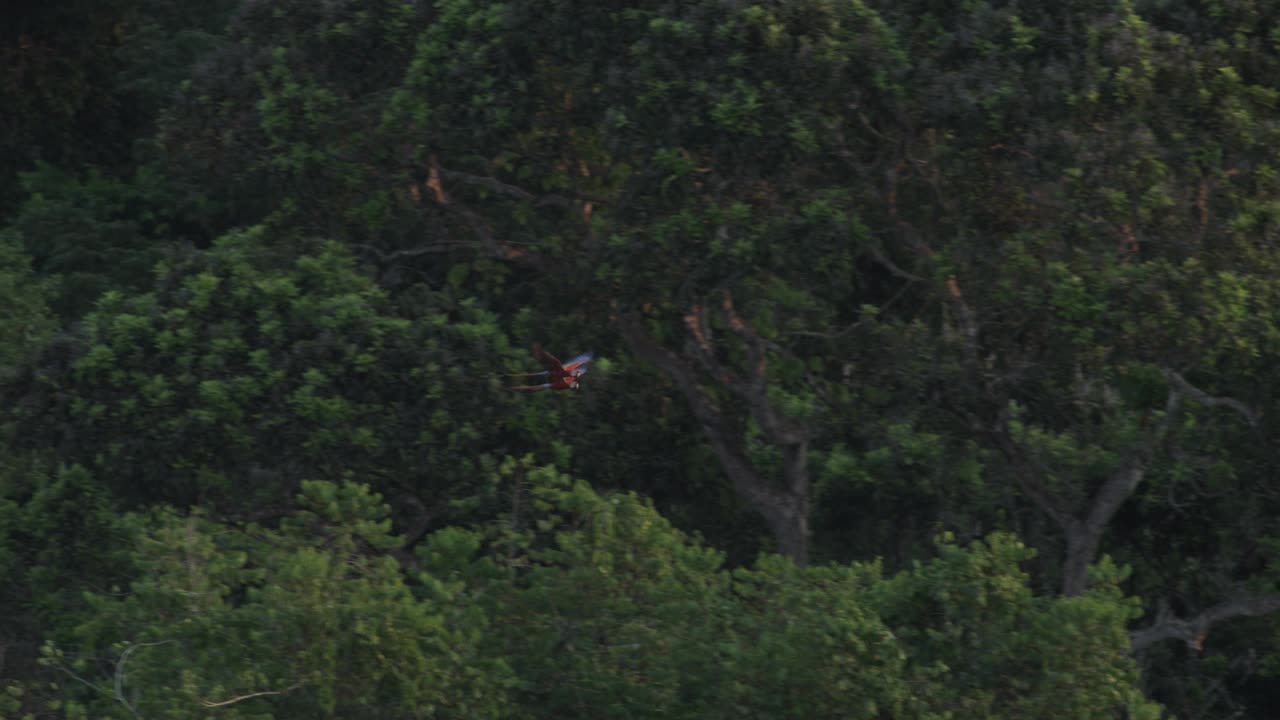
[1,0,237,319]
[0,0,236,213]
[34,480,507,719]
[20,476,1159,718]
[0,0,140,213]
[5,164,172,319]
[8,229,549,530]
[0,462,138,704]
[420,470,1160,719]
[7,0,1280,716]
[0,234,55,380]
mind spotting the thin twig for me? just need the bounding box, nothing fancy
[115,640,172,719]
[201,680,309,708]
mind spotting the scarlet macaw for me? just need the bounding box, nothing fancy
[509,344,595,391]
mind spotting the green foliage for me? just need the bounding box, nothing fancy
[9,465,135,619]
[0,233,55,380]
[11,0,1280,715]
[0,462,139,697]
[420,473,1153,719]
[0,0,235,224]
[45,480,507,719]
[0,0,141,213]
[876,535,1160,719]
[11,229,527,515]
[14,476,1153,718]
[7,163,170,319]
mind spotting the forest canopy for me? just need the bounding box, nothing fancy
[4,0,1280,717]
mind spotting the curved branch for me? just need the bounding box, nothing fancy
[717,290,806,446]
[201,680,309,708]
[1162,368,1260,427]
[114,640,171,719]
[998,376,1186,597]
[616,312,810,563]
[1061,383,1183,596]
[1131,594,1280,652]
[1068,372,1258,596]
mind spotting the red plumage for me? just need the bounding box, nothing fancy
[509,344,595,391]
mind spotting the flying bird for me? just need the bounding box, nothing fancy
[509,344,595,391]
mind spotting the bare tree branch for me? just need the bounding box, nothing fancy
[943,275,980,371]
[1131,594,1280,652]
[110,640,171,719]
[400,155,550,271]
[1064,373,1260,596]
[201,680,309,708]
[1062,382,1183,596]
[435,166,610,208]
[866,247,924,284]
[991,417,1077,532]
[396,493,439,554]
[717,291,808,448]
[994,379,1186,596]
[47,653,118,703]
[1162,368,1261,427]
[995,365,1263,596]
[616,312,810,563]
[682,304,733,385]
[1085,385,1181,533]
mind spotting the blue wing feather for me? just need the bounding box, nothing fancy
[562,352,595,372]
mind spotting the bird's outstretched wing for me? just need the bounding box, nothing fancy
[531,343,564,373]
[562,352,594,373]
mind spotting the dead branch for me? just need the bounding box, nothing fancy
[1131,594,1280,652]
[867,247,924,283]
[111,640,172,719]
[443,197,547,269]
[425,154,450,204]
[201,679,309,708]
[403,157,549,270]
[1162,368,1260,427]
